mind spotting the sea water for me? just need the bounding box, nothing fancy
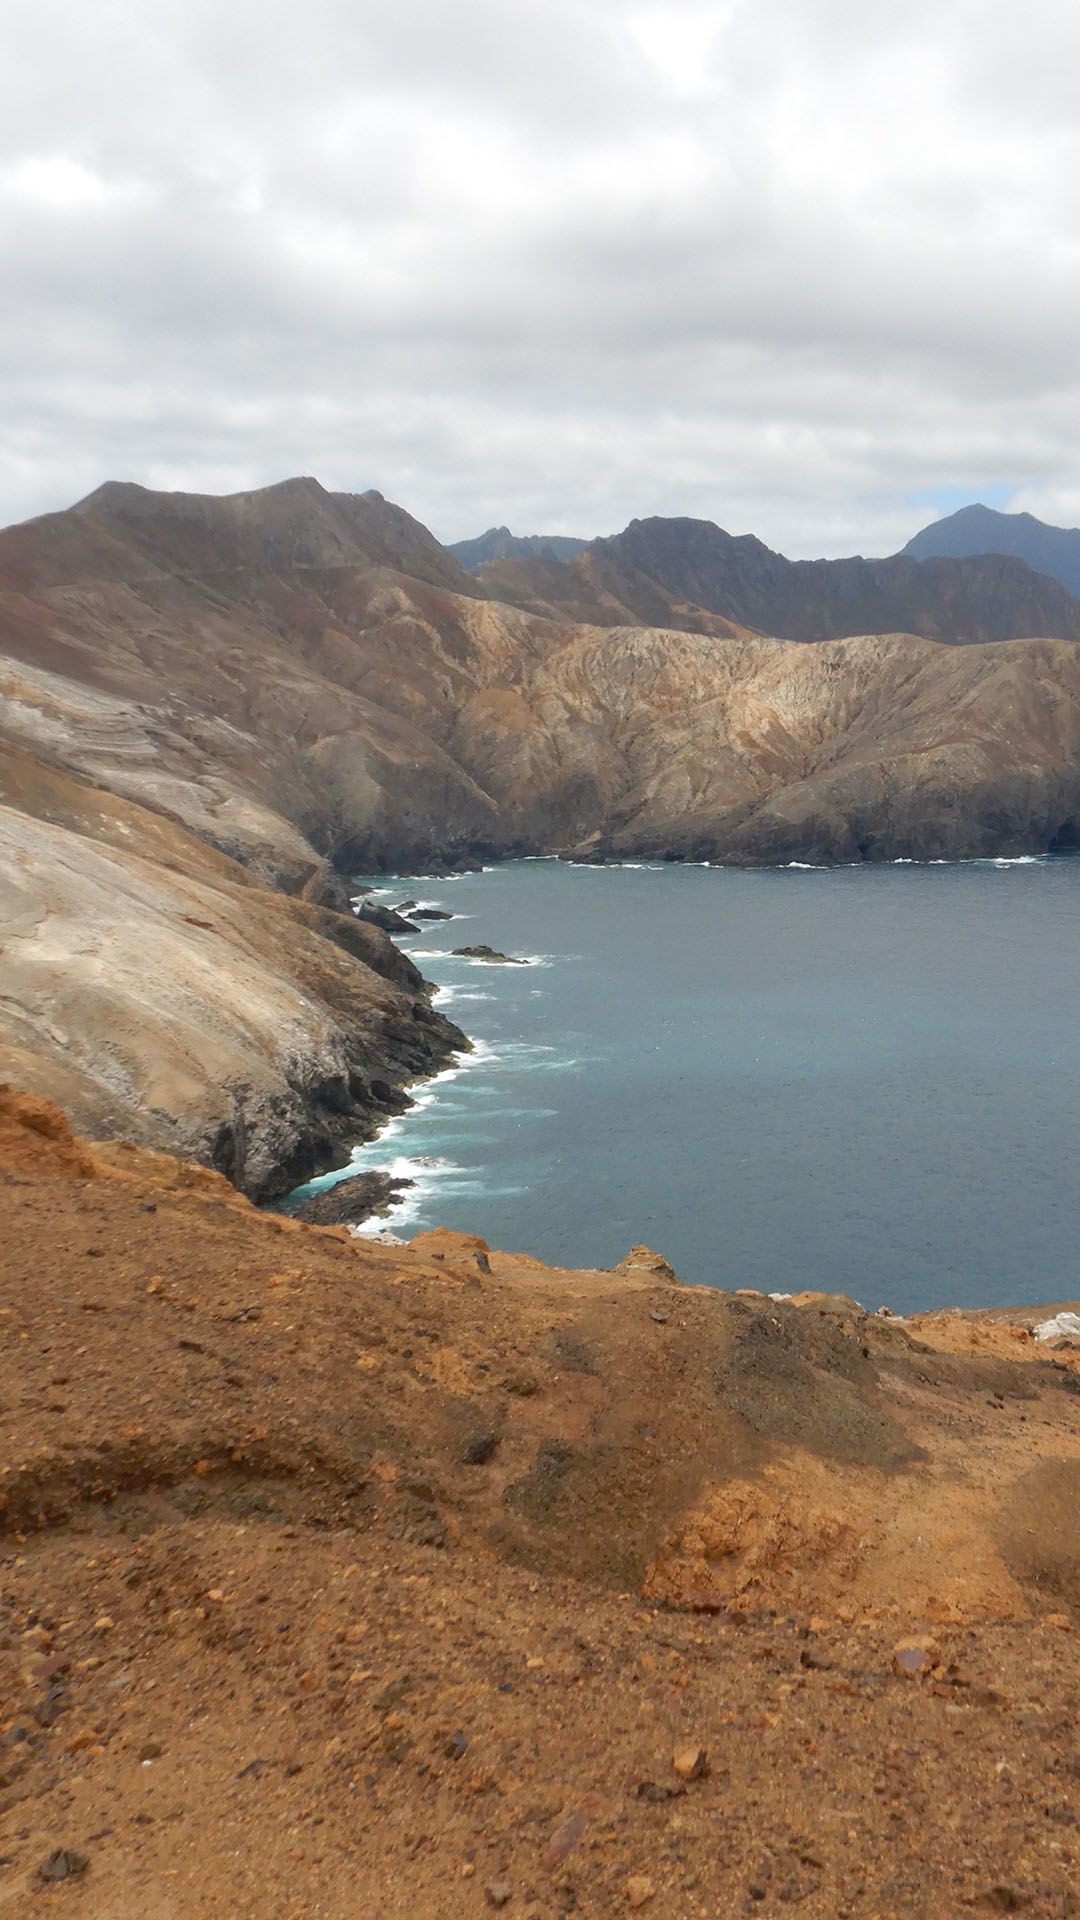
[291,858,1080,1315]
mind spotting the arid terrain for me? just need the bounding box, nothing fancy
[1,1087,1079,1918]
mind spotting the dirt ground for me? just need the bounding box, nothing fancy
[2,1087,1079,1918]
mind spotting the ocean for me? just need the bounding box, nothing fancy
[292,857,1080,1315]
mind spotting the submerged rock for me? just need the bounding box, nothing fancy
[452,944,528,964]
[288,1170,413,1227]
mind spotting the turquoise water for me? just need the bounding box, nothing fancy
[296,858,1080,1314]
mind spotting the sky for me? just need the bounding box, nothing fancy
[4,0,1080,557]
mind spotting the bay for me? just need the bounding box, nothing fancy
[295,857,1080,1314]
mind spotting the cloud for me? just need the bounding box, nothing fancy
[2,0,1079,556]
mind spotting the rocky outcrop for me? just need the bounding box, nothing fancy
[0,752,465,1198]
[357,902,421,934]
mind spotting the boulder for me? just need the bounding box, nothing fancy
[288,1170,413,1227]
[613,1245,681,1284]
[358,903,421,934]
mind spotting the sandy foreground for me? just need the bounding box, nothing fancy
[1,1086,1079,1918]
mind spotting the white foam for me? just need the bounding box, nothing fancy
[346,1151,467,1236]
[1034,1311,1080,1342]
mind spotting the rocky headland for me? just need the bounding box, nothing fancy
[1,1085,1079,1916]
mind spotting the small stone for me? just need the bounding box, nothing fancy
[542,1796,603,1869]
[39,1849,89,1883]
[486,1882,513,1908]
[893,1641,936,1678]
[672,1743,709,1782]
[635,1781,684,1804]
[625,1875,656,1908]
[206,1589,226,1605]
[462,1433,498,1466]
[93,1616,115,1632]
[446,1731,469,1760]
[501,1370,539,1397]
[975,1887,1031,1912]
[138,1740,164,1762]
[65,1728,99,1754]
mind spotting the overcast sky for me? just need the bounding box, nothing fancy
[4,0,1080,557]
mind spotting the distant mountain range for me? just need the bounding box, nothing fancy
[447,526,589,573]
[901,503,1080,598]
[471,513,1080,644]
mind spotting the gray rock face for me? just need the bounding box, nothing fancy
[0,788,464,1201]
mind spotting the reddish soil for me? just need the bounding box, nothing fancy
[2,1089,1079,1917]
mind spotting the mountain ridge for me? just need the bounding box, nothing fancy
[448,524,590,572]
[476,510,1080,642]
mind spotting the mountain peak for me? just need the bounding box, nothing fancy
[448,526,590,573]
[903,503,1080,597]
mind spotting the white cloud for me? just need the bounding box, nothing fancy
[2,0,1079,556]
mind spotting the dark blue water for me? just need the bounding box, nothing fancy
[297,857,1080,1314]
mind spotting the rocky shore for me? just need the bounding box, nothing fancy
[0,777,467,1202]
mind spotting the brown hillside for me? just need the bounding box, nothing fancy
[1,1088,1079,1917]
